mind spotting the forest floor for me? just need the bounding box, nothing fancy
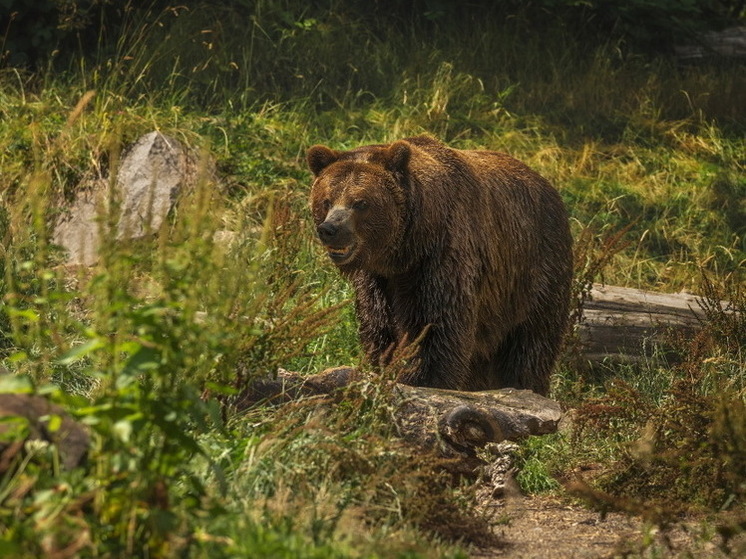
[469,494,743,558]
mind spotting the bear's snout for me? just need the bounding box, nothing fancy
[317,208,354,246]
[317,221,340,243]
[317,220,354,246]
[317,207,357,264]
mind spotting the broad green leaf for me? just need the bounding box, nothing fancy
[58,339,105,365]
[7,308,39,322]
[113,419,133,443]
[37,384,61,396]
[41,414,62,433]
[0,374,33,394]
[121,346,160,377]
[6,351,28,364]
[204,382,238,396]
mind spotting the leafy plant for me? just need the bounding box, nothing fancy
[0,1,744,555]
[0,108,344,555]
[565,273,746,521]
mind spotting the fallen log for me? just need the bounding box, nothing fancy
[0,285,715,475]
[674,26,746,61]
[235,284,722,471]
[577,283,711,366]
[395,383,562,473]
[235,367,562,473]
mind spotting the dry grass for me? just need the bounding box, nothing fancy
[0,3,743,556]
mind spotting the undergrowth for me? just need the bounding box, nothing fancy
[520,272,746,555]
[0,1,744,556]
[574,274,746,511]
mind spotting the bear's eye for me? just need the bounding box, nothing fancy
[322,199,331,212]
[352,200,368,211]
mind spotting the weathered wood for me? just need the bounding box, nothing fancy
[235,367,562,473]
[675,26,746,61]
[234,284,722,470]
[577,284,708,365]
[394,384,562,473]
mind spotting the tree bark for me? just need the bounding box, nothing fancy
[577,283,708,366]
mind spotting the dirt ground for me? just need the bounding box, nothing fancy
[468,494,744,559]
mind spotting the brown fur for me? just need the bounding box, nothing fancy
[307,135,572,395]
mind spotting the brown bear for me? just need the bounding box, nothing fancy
[307,135,572,395]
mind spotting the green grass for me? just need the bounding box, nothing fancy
[0,2,745,557]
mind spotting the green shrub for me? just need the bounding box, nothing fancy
[568,273,746,518]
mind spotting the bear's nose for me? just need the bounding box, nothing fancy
[317,221,338,243]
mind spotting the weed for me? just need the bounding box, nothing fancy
[514,435,563,494]
[0,2,744,555]
[561,273,746,539]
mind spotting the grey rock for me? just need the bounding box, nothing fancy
[53,132,199,266]
[116,132,187,239]
[52,180,106,266]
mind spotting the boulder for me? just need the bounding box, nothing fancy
[51,180,105,266]
[53,132,203,266]
[116,132,188,239]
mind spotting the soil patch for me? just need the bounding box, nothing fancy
[470,494,737,558]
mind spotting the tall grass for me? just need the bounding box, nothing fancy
[0,83,475,558]
[0,1,744,556]
[0,96,355,554]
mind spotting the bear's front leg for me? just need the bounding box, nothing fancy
[396,317,476,390]
[393,275,478,391]
[352,272,398,367]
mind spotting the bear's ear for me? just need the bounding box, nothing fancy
[384,141,411,174]
[307,145,341,176]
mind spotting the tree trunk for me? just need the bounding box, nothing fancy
[577,283,708,366]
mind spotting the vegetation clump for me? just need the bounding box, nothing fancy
[0,1,744,556]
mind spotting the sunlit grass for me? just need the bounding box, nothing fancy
[0,2,743,556]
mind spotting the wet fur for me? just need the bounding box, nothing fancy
[308,135,572,395]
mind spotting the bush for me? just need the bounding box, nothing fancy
[569,273,746,517]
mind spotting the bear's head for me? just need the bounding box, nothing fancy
[307,141,411,275]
